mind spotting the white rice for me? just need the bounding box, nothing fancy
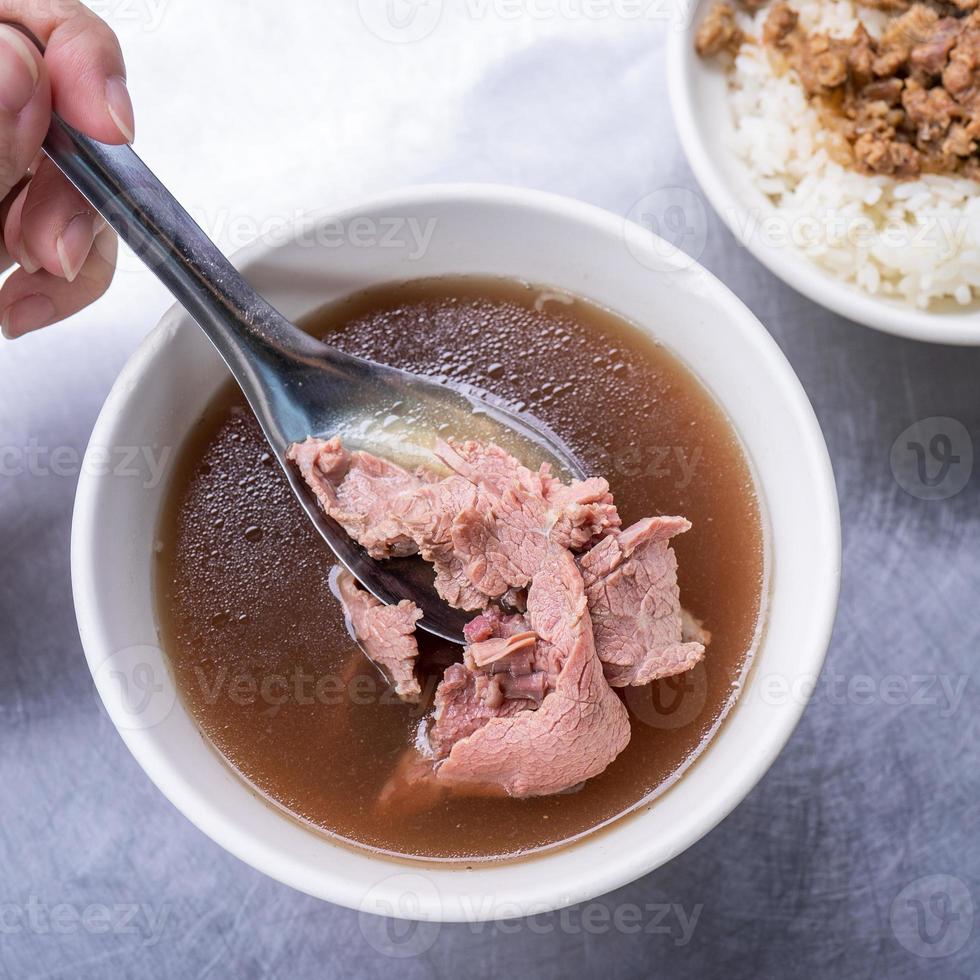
[725,0,980,308]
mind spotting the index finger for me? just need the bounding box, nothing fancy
[0,0,134,144]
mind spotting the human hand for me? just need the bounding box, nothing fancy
[0,1,134,339]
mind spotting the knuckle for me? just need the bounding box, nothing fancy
[0,146,24,199]
[53,8,124,60]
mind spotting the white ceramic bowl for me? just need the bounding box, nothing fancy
[72,184,840,922]
[666,8,980,345]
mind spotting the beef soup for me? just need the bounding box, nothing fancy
[155,277,766,861]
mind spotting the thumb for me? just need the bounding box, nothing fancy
[0,24,50,202]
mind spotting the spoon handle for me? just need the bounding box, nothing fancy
[42,112,325,369]
[5,20,342,429]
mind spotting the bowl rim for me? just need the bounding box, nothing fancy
[665,8,980,347]
[71,182,841,920]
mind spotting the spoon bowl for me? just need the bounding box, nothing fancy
[257,343,586,642]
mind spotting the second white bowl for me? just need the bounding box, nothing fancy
[667,5,980,345]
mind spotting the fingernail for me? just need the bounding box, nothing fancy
[1,294,56,339]
[105,75,135,143]
[57,212,98,282]
[0,25,40,115]
[19,243,40,275]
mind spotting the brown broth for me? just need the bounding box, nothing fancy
[155,277,766,861]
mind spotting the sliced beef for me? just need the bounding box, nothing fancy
[464,632,544,705]
[459,608,546,712]
[377,749,451,817]
[287,437,420,559]
[579,517,706,687]
[444,486,543,599]
[466,631,537,669]
[288,437,490,610]
[432,547,631,798]
[287,436,698,801]
[437,440,620,598]
[394,474,490,611]
[427,662,536,760]
[546,476,624,552]
[289,437,620,611]
[463,605,530,643]
[334,569,423,703]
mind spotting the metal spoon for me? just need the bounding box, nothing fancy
[20,31,584,643]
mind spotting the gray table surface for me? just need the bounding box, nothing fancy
[1,3,978,978]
